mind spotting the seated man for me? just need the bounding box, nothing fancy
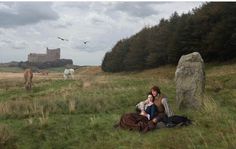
[151,86,174,124]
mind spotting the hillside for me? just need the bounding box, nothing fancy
[0,63,236,148]
[102,2,236,72]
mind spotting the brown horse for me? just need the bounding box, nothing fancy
[24,69,33,90]
[40,70,48,75]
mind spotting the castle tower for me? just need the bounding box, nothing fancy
[46,48,60,61]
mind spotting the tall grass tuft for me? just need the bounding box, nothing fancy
[198,94,236,148]
[0,124,12,146]
[201,95,218,115]
[38,106,49,127]
[68,98,77,113]
[26,118,34,126]
[0,100,32,118]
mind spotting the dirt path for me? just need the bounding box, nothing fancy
[0,72,62,80]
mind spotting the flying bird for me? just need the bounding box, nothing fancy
[58,37,69,41]
[83,41,89,44]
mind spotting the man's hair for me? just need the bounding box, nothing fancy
[151,86,161,94]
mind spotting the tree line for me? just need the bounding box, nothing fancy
[102,2,236,72]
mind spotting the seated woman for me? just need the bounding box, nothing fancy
[116,93,158,133]
[137,92,158,120]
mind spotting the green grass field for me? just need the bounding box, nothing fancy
[0,67,24,73]
[0,64,236,149]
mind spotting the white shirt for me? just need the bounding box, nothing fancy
[161,98,174,117]
[136,97,174,117]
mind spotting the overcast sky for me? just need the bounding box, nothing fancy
[0,2,203,65]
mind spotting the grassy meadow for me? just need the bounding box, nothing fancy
[0,63,236,149]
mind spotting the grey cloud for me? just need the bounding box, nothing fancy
[0,39,14,48]
[107,2,160,18]
[74,44,96,53]
[12,44,27,50]
[61,2,92,10]
[73,41,107,53]
[91,18,105,25]
[0,39,27,50]
[60,2,160,18]
[0,2,59,28]
[54,22,73,28]
[1,39,12,44]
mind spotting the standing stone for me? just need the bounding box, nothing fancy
[175,52,205,109]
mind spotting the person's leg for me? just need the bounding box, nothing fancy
[152,113,167,124]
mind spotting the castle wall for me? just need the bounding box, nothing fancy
[28,54,48,63]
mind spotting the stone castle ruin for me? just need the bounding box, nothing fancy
[23,47,73,69]
[28,48,60,63]
[1,47,73,69]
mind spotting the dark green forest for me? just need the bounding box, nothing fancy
[102,2,236,72]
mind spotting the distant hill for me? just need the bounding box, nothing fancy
[102,2,236,72]
[0,59,73,72]
[18,59,73,69]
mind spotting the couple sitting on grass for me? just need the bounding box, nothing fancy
[116,86,191,133]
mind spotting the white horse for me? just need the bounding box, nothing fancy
[64,69,75,79]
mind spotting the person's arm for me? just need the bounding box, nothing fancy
[140,111,150,120]
[161,98,174,117]
[136,101,145,111]
[136,99,149,111]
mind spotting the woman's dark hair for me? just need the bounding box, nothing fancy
[151,86,161,94]
[147,91,155,102]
